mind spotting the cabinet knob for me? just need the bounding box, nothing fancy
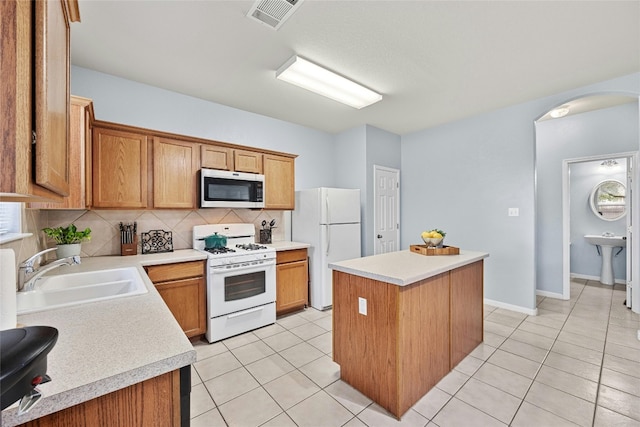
[377,234,383,239]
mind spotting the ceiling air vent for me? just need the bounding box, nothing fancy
[247,0,304,30]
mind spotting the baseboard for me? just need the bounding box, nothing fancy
[570,273,626,285]
[484,298,538,316]
[536,289,565,299]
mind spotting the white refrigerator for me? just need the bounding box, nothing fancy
[292,188,361,310]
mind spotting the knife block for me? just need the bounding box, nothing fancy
[121,235,138,256]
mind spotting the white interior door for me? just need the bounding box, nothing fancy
[374,165,400,254]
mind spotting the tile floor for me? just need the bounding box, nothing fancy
[190,279,640,426]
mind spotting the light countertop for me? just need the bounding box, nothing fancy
[267,241,311,251]
[2,249,207,426]
[329,249,489,286]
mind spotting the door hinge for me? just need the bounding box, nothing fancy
[31,131,37,145]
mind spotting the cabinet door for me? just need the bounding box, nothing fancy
[276,259,308,315]
[234,149,263,174]
[19,370,181,427]
[156,277,206,338]
[264,154,295,210]
[450,261,484,368]
[30,96,93,209]
[153,137,199,209]
[33,0,70,196]
[201,145,233,170]
[145,260,205,283]
[92,127,148,208]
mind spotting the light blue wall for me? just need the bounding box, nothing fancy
[334,126,367,191]
[536,102,638,293]
[334,126,367,256]
[365,126,401,256]
[570,160,627,281]
[401,73,640,312]
[333,125,401,257]
[71,66,336,190]
[72,65,640,313]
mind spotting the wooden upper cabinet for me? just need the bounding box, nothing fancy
[153,137,200,209]
[201,145,233,170]
[92,127,148,208]
[33,0,71,196]
[30,96,94,209]
[1,0,79,202]
[234,149,263,174]
[264,154,295,210]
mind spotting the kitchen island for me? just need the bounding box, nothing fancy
[329,249,488,419]
[2,250,206,427]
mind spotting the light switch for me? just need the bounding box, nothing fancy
[358,297,367,315]
[508,208,519,217]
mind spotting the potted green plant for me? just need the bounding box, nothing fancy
[42,224,91,258]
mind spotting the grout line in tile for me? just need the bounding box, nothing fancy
[192,283,638,427]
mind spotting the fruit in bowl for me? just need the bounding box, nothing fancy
[421,229,446,247]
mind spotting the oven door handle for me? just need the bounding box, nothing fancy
[226,306,264,319]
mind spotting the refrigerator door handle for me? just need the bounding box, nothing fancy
[325,225,330,256]
[325,194,331,224]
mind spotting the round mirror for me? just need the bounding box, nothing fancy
[590,179,626,221]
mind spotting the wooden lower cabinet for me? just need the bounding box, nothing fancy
[275,249,308,315]
[20,370,182,427]
[145,261,207,338]
[450,261,484,368]
[332,260,484,419]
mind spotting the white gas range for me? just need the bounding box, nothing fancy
[193,223,276,343]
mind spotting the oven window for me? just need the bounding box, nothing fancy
[224,271,266,301]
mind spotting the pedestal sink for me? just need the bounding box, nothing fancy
[584,234,626,285]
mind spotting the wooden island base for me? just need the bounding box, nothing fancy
[332,259,484,419]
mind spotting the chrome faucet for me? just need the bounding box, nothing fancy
[18,248,81,292]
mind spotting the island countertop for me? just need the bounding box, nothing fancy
[329,249,489,286]
[2,249,206,426]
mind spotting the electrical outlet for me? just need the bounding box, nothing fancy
[508,208,519,217]
[358,297,367,315]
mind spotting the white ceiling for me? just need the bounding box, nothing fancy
[70,1,640,135]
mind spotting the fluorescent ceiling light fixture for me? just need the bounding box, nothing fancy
[549,105,570,118]
[276,55,382,109]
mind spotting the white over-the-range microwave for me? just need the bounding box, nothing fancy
[200,168,265,209]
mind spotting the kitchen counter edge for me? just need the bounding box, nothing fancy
[2,249,207,426]
[268,241,311,251]
[329,249,489,286]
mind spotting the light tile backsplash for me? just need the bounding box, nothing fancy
[0,208,47,271]
[3,208,285,267]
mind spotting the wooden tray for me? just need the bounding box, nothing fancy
[410,244,460,256]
